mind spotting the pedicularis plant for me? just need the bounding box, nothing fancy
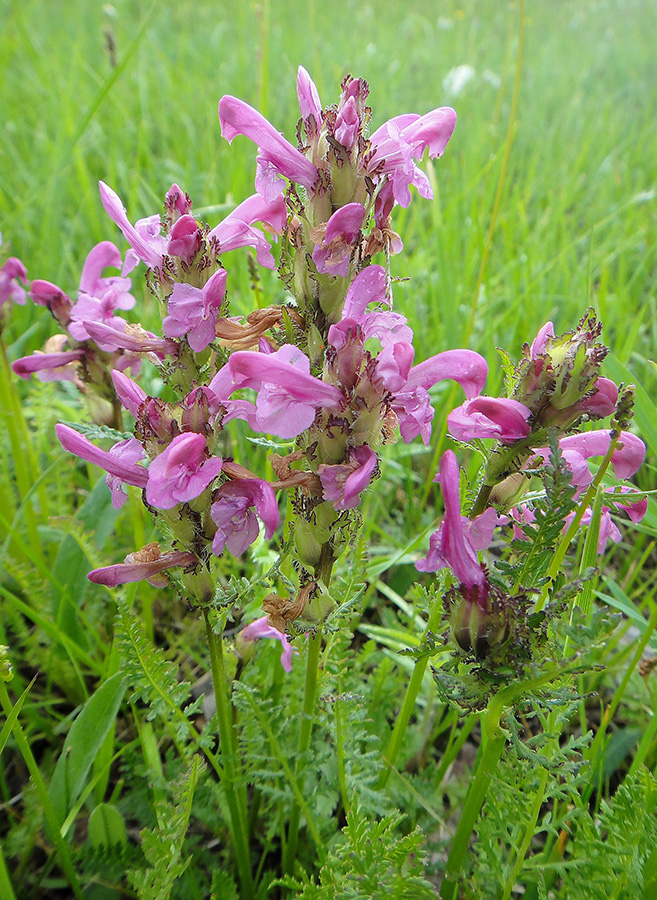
[1,69,654,900]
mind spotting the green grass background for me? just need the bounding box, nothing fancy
[2,3,657,895]
[2,0,656,371]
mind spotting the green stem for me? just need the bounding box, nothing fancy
[203,611,253,899]
[440,726,506,899]
[440,671,556,898]
[500,766,549,900]
[283,630,322,875]
[335,674,350,816]
[377,600,444,789]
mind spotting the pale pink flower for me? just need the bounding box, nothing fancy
[145,433,223,510]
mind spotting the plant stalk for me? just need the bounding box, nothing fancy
[283,630,322,874]
[203,611,253,899]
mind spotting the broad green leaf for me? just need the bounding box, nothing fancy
[49,672,126,827]
[87,802,128,850]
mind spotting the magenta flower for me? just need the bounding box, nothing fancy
[146,433,223,510]
[416,450,497,590]
[105,439,148,508]
[0,255,28,306]
[318,445,379,510]
[448,397,532,444]
[207,192,287,268]
[88,548,198,587]
[56,423,149,489]
[391,349,489,445]
[210,478,280,556]
[576,377,618,419]
[208,344,344,439]
[297,66,323,125]
[239,615,295,672]
[82,320,176,358]
[111,369,147,418]
[13,343,84,381]
[311,203,366,277]
[367,106,457,207]
[557,430,645,481]
[68,241,136,342]
[163,268,228,352]
[219,95,321,200]
[99,181,167,272]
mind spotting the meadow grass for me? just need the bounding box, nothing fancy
[1,1,657,897]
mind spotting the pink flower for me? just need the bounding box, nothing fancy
[297,66,323,125]
[448,397,532,443]
[318,445,379,510]
[210,478,280,556]
[146,433,223,510]
[367,107,457,207]
[311,203,366,277]
[82,320,176,358]
[105,439,147,508]
[208,344,344,439]
[207,192,287,268]
[392,349,489,444]
[239,615,295,672]
[557,430,645,481]
[56,423,149,489]
[0,256,28,306]
[99,181,167,272]
[13,345,84,381]
[88,548,198,587]
[111,369,147,418]
[163,268,228,352]
[219,95,321,200]
[68,242,136,342]
[415,450,497,591]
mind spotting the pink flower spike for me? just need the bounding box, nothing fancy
[219,96,320,197]
[145,433,222,510]
[559,430,645,481]
[88,549,198,587]
[210,478,279,556]
[318,445,378,511]
[239,615,295,672]
[56,424,149,488]
[99,181,166,270]
[415,450,490,591]
[448,397,532,444]
[111,370,147,417]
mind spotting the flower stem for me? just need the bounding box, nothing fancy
[283,630,322,875]
[377,599,444,789]
[440,706,506,899]
[203,610,253,898]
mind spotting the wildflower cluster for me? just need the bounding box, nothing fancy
[8,69,645,672]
